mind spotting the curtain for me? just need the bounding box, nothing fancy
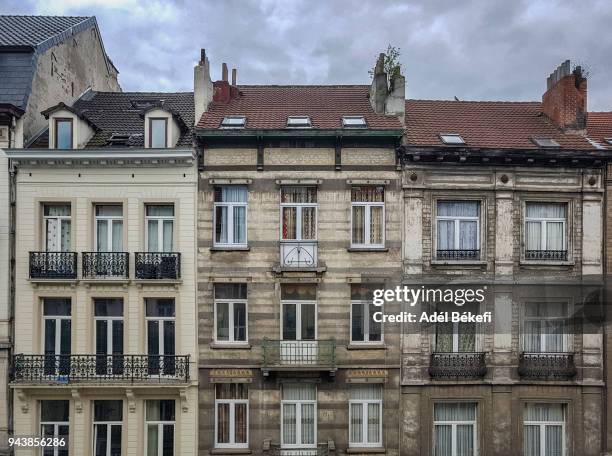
[523,320,541,352]
[526,203,566,219]
[282,187,316,203]
[523,425,540,456]
[233,302,247,341]
[162,220,173,252]
[524,404,564,421]
[219,186,248,202]
[459,221,477,250]
[436,322,454,352]
[148,220,159,251]
[233,206,246,244]
[434,403,476,421]
[352,206,365,244]
[458,322,476,352]
[147,205,173,217]
[437,202,479,251]
[546,426,563,456]
[524,404,564,456]
[282,404,297,445]
[112,221,123,251]
[350,385,382,400]
[524,303,567,352]
[437,220,455,250]
[301,403,315,444]
[302,207,316,240]
[370,206,383,244]
[215,206,228,244]
[147,424,159,456]
[434,425,452,456]
[60,220,71,251]
[349,403,363,443]
[352,303,364,342]
[546,222,564,250]
[97,220,109,251]
[367,403,380,444]
[216,302,229,341]
[283,383,316,400]
[437,201,479,217]
[351,186,384,202]
[217,403,230,443]
[456,425,474,456]
[525,221,541,250]
[283,207,297,240]
[235,403,247,443]
[368,302,382,342]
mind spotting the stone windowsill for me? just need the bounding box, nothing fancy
[347,247,389,252]
[346,447,386,454]
[520,259,575,267]
[210,246,251,252]
[430,260,488,266]
[346,344,387,351]
[209,343,252,350]
[210,449,252,455]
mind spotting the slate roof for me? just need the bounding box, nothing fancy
[587,112,612,150]
[29,91,194,149]
[0,15,91,48]
[196,85,403,130]
[404,99,595,150]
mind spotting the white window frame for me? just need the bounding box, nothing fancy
[145,204,174,252]
[433,403,478,456]
[40,401,69,456]
[213,186,248,247]
[281,385,317,449]
[220,116,246,129]
[43,203,71,252]
[287,116,312,128]
[145,400,175,456]
[214,386,249,449]
[342,116,367,128]
[145,299,175,359]
[279,187,318,241]
[435,200,480,253]
[523,404,566,456]
[522,301,569,353]
[42,300,71,356]
[94,205,123,252]
[350,189,385,248]
[94,299,124,357]
[92,402,123,456]
[350,299,383,344]
[524,202,567,252]
[280,299,317,341]
[348,388,383,447]
[214,297,248,344]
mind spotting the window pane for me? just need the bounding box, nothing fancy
[458,322,476,352]
[437,220,455,250]
[282,404,296,445]
[44,204,71,217]
[281,187,316,203]
[456,424,474,456]
[215,186,247,203]
[282,207,297,240]
[146,299,175,317]
[146,205,174,217]
[367,403,380,443]
[524,403,564,421]
[282,304,296,340]
[437,200,479,217]
[216,302,229,341]
[215,206,228,244]
[350,403,363,444]
[301,207,316,240]
[352,303,364,342]
[526,202,566,218]
[43,298,71,316]
[434,403,476,421]
[147,424,159,456]
[368,302,382,342]
[351,186,384,202]
[163,220,173,252]
[545,425,563,456]
[282,383,315,401]
[97,220,109,251]
[41,400,69,422]
[162,424,174,456]
[215,284,247,300]
[56,120,72,149]
[350,385,382,400]
[281,284,316,301]
[525,221,542,250]
[234,302,247,341]
[370,206,383,244]
[96,205,123,217]
[163,321,175,356]
[301,304,316,340]
[94,400,123,422]
[148,219,159,251]
[94,298,123,317]
[146,400,175,421]
[94,424,108,456]
[546,222,564,250]
[434,425,452,456]
[301,403,315,444]
[352,206,365,244]
[110,425,122,455]
[233,206,246,244]
[235,403,248,444]
[523,425,540,456]
[150,119,167,148]
[459,221,478,250]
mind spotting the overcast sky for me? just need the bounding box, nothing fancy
[2,0,611,111]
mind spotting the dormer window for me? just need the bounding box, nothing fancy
[531,137,560,148]
[54,118,73,149]
[342,116,366,128]
[287,116,312,128]
[149,118,168,148]
[221,116,246,129]
[439,133,466,145]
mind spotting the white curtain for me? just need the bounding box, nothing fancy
[162,220,173,251]
[524,303,567,352]
[350,385,382,400]
[112,221,123,251]
[437,220,455,250]
[434,425,452,456]
[282,404,296,445]
[437,201,479,217]
[147,220,159,251]
[283,384,316,400]
[526,203,566,219]
[525,221,542,250]
[434,403,476,456]
[437,201,479,250]
[301,404,315,444]
[526,203,566,251]
[349,403,363,444]
[367,403,380,443]
[147,424,158,456]
[524,404,564,456]
[221,186,248,202]
[233,206,246,244]
[434,403,476,421]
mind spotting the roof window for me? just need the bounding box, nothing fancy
[342,116,367,128]
[107,134,131,146]
[531,137,560,148]
[604,138,612,145]
[439,133,466,145]
[220,116,246,128]
[287,116,312,128]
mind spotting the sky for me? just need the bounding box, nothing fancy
[2,0,611,111]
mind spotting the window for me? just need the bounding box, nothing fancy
[214,186,247,247]
[434,403,477,456]
[43,204,71,252]
[146,400,175,456]
[94,298,124,375]
[342,116,367,128]
[95,205,123,252]
[281,384,316,448]
[41,400,69,456]
[525,202,567,260]
[145,205,174,252]
[439,133,466,145]
[523,403,565,456]
[349,385,382,447]
[523,302,568,352]
[214,284,247,343]
[43,298,71,376]
[436,201,480,260]
[145,299,175,375]
[149,118,168,148]
[435,302,479,352]
[531,137,560,148]
[54,118,73,149]
[350,285,382,344]
[93,400,122,456]
[281,187,317,241]
[351,186,384,247]
[281,285,316,341]
[220,116,246,128]
[215,384,248,448]
[287,116,312,128]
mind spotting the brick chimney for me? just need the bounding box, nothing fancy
[369,53,405,124]
[194,49,213,123]
[212,62,240,104]
[542,59,587,132]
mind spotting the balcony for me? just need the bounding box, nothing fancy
[280,241,318,268]
[11,354,190,384]
[261,339,336,376]
[518,352,576,379]
[524,250,568,261]
[428,352,487,379]
[29,251,77,280]
[135,252,181,280]
[436,249,480,261]
[82,252,129,279]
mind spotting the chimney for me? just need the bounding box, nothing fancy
[369,52,406,124]
[194,48,213,123]
[542,59,587,132]
[232,68,237,86]
[222,63,228,82]
[213,63,240,104]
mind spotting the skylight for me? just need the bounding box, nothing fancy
[287,116,312,128]
[605,138,612,145]
[107,134,131,146]
[531,137,560,148]
[342,116,367,128]
[220,116,246,128]
[439,133,466,145]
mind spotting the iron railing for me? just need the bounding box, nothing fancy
[436,249,480,261]
[135,252,181,279]
[429,352,487,378]
[267,443,331,456]
[518,352,576,379]
[280,241,317,268]
[262,339,335,368]
[29,251,77,279]
[524,250,568,261]
[82,252,129,279]
[11,354,190,383]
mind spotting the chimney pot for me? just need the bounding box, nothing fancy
[222,63,228,82]
[232,68,237,86]
[200,48,206,64]
[541,59,587,132]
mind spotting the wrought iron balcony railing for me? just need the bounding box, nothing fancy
[266,443,331,456]
[29,251,77,279]
[518,352,576,379]
[135,252,181,279]
[436,249,480,261]
[280,241,317,268]
[82,252,129,279]
[429,352,487,378]
[11,354,190,383]
[262,339,336,370]
[524,250,568,261]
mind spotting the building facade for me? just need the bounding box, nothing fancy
[5,91,198,455]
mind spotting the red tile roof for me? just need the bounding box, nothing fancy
[587,112,612,149]
[405,99,595,150]
[196,85,403,130]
